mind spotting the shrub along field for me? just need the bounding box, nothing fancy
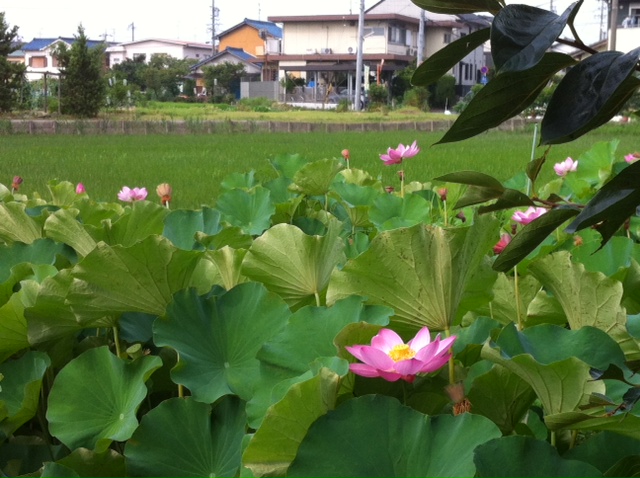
[2,122,638,209]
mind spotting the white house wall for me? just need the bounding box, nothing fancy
[283,22,360,54]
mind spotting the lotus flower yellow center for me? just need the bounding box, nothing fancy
[388,344,416,362]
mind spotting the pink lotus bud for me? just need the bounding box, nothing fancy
[76,183,86,194]
[341,149,350,161]
[493,234,512,254]
[625,152,640,164]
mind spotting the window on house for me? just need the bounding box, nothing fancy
[444,33,452,44]
[629,5,640,26]
[29,56,47,68]
[132,53,145,61]
[51,56,60,68]
[388,25,407,44]
[363,27,385,37]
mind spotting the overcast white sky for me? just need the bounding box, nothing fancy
[2,0,606,45]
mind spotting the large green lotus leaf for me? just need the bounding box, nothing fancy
[466,364,537,435]
[563,230,638,279]
[243,368,340,478]
[453,316,502,366]
[153,283,291,403]
[73,198,122,228]
[43,208,97,257]
[0,238,65,307]
[528,251,640,361]
[331,181,384,207]
[162,207,222,250]
[525,288,569,326]
[101,200,169,247]
[204,247,248,290]
[47,346,162,452]
[264,177,296,204]
[564,431,640,474]
[125,396,245,477]
[41,462,79,477]
[289,158,344,197]
[327,215,498,332]
[474,436,602,477]
[481,323,624,415]
[197,226,254,250]
[25,271,107,345]
[66,236,208,319]
[48,448,125,477]
[215,186,274,236]
[368,193,432,231]
[242,221,345,309]
[477,272,541,326]
[46,180,79,207]
[222,170,257,190]
[337,168,383,189]
[0,293,30,364]
[0,436,66,476]
[268,153,311,180]
[0,202,42,244]
[258,295,393,378]
[563,140,618,200]
[546,409,640,437]
[623,259,640,315]
[288,394,501,476]
[0,351,50,442]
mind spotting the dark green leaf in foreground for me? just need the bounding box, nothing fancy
[125,396,245,478]
[493,206,579,272]
[46,346,161,452]
[0,351,51,442]
[436,53,576,144]
[492,3,581,74]
[474,436,602,477]
[288,394,501,477]
[541,48,640,145]
[411,0,503,15]
[565,160,640,249]
[412,28,490,87]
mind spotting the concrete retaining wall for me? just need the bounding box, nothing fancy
[1,117,527,135]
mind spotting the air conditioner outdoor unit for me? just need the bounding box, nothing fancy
[306,48,317,54]
[409,47,417,55]
[347,46,355,54]
[322,47,332,54]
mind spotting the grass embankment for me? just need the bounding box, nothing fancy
[2,120,638,209]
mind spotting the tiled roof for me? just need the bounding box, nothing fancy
[218,18,282,39]
[191,47,257,70]
[22,37,108,51]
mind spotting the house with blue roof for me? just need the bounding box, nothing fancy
[217,18,281,81]
[21,37,109,81]
[189,46,262,98]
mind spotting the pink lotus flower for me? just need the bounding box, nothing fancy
[380,140,420,165]
[553,157,578,177]
[118,186,148,202]
[76,183,86,194]
[493,234,512,254]
[346,327,456,383]
[341,149,350,161]
[512,206,547,225]
[625,152,640,164]
[11,176,23,192]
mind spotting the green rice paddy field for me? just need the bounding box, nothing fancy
[2,122,638,209]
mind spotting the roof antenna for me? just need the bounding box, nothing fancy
[258,2,261,20]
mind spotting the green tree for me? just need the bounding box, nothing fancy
[112,55,147,91]
[140,53,194,101]
[55,25,107,117]
[0,12,26,112]
[203,62,246,102]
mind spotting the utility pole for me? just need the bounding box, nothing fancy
[609,0,619,50]
[211,0,217,55]
[417,9,425,64]
[128,23,135,42]
[354,0,365,111]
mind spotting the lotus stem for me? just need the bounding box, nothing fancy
[443,199,449,227]
[176,351,185,398]
[445,326,455,385]
[314,291,321,307]
[514,265,523,330]
[570,430,578,449]
[112,325,122,358]
[400,176,405,198]
[550,430,557,448]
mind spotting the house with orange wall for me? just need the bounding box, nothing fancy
[217,18,282,81]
